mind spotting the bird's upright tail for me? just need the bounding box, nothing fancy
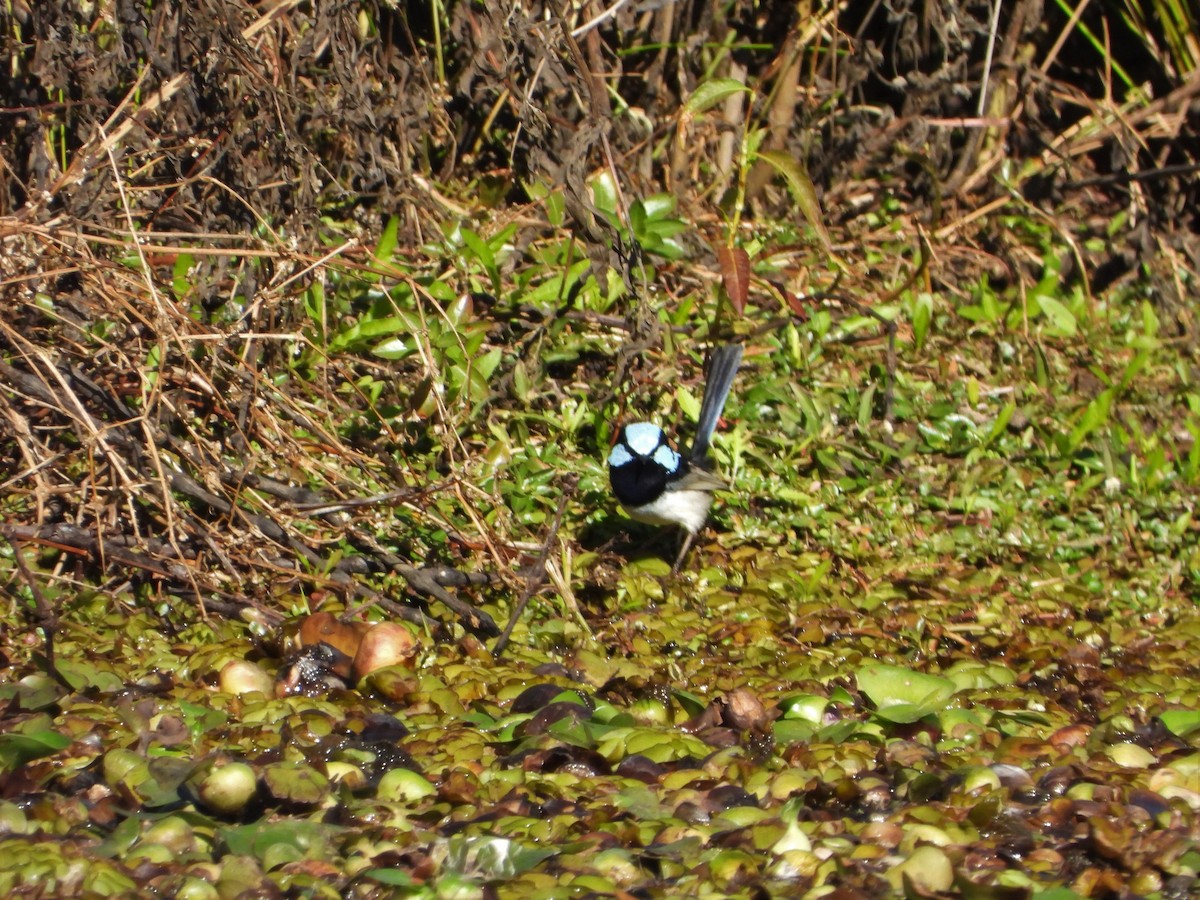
[690,344,742,462]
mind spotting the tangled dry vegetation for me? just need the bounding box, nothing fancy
[1,0,1195,633]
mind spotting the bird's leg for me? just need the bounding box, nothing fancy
[671,529,697,575]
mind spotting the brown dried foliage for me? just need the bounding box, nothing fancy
[0,0,1197,633]
[0,224,497,636]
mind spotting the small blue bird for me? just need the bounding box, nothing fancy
[607,345,742,572]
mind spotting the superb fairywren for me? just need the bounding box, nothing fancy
[607,344,742,572]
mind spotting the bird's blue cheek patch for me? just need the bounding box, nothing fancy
[624,422,664,457]
[608,443,634,467]
[653,445,681,473]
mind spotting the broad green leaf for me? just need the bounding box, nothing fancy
[329,315,408,353]
[171,252,196,302]
[371,336,413,359]
[1036,294,1077,336]
[447,291,474,325]
[681,78,751,118]
[0,675,61,711]
[262,762,330,805]
[460,228,498,292]
[1160,709,1200,737]
[373,215,400,266]
[629,200,646,240]
[643,218,688,238]
[778,694,828,724]
[755,150,832,251]
[523,259,591,306]
[590,171,619,216]
[673,690,708,717]
[54,660,125,692]
[0,730,71,772]
[942,660,1016,691]
[545,189,565,227]
[857,664,957,723]
[362,869,418,886]
[446,835,557,878]
[773,718,817,746]
[986,400,1017,443]
[473,347,503,382]
[911,292,933,348]
[640,193,676,220]
[218,821,341,858]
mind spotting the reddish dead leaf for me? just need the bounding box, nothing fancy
[716,244,750,314]
[680,701,722,733]
[153,715,190,747]
[280,859,344,880]
[298,611,370,660]
[1048,723,1091,749]
[720,687,771,731]
[351,622,419,680]
[785,287,812,321]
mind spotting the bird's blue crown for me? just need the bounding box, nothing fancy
[607,422,681,474]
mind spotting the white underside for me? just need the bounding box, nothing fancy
[623,487,716,534]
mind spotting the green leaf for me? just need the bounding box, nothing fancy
[856,664,957,723]
[681,78,751,118]
[1067,389,1113,451]
[643,218,688,239]
[986,401,1017,444]
[0,730,71,772]
[646,235,688,260]
[672,691,705,720]
[778,694,828,724]
[773,719,817,746]
[523,260,591,307]
[1118,349,1149,390]
[545,189,565,227]
[140,758,196,808]
[361,869,418,887]
[473,347,503,382]
[1160,709,1200,738]
[942,660,1016,691]
[911,292,933,349]
[219,821,341,860]
[629,200,647,240]
[144,343,163,389]
[373,215,400,267]
[590,171,619,216]
[304,282,326,333]
[640,194,677,220]
[754,150,832,251]
[54,660,125,692]
[1036,294,1076,336]
[446,835,557,878]
[460,228,499,293]
[0,674,62,711]
[171,252,196,302]
[329,315,408,353]
[262,762,330,806]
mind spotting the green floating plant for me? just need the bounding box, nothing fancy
[856,663,958,725]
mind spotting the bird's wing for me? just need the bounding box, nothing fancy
[665,467,727,493]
